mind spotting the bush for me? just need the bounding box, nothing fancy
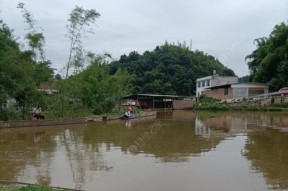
[198,96,220,103]
[194,103,229,111]
[270,102,288,108]
[194,96,228,111]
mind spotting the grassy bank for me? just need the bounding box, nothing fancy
[0,185,72,191]
[193,97,229,111]
[194,97,287,111]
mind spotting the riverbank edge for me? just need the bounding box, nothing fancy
[0,183,76,191]
[192,97,288,112]
[193,104,288,112]
[0,110,157,129]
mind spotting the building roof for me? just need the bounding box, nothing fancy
[205,82,268,90]
[196,75,238,81]
[231,83,268,88]
[121,94,182,100]
[38,81,58,94]
[204,84,233,90]
[39,82,57,90]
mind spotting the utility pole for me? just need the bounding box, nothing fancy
[190,39,193,51]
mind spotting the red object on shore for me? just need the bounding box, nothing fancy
[279,87,288,95]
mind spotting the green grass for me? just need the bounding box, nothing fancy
[0,185,71,191]
[270,102,288,108]
[194,103,229,111]
[194,98,286,112]
[194,97,229,111]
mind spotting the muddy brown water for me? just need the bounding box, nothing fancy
[0,110,288,191]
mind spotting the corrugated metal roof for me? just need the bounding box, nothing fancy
[121,94,182,99]
[206,82,268,90]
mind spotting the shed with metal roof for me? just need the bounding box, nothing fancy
[121,94,182,109]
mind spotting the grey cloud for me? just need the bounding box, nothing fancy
[0,0,287,76]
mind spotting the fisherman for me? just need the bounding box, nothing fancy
[32,105,45,120]
[127,103,133,117]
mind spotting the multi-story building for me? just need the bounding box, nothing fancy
[196,72,269,100]
[196,73,238,98]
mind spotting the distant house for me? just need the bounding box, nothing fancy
[38,82,58,94]
[202,83,269,100]
[196,73,238,98]
[196,72,269,100]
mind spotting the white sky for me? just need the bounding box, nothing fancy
[0,0,287,77]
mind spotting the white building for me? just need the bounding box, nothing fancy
[196,74,238,98]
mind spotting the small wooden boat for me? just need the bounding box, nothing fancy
[120,113,134,120]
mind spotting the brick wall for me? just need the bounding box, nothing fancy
[173,99,193,110]
[203,87,233,100]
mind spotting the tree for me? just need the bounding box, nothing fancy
[62,56,132,115]
[238,75,250,83]
[109,43,235,96]
[17,2,54,85]
[0,5,55,120]
[246,22,288,91]
[17,2,46,61]
[0,19,40,120]
[65,6,100,79]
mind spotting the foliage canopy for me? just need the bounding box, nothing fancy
[109,42,235,96]
[246,21,288,91]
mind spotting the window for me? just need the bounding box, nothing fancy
[206,80,210,86]
[224,87,228,95]
[197,81,201,88]
[202,81,205,87]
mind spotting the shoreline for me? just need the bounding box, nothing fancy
[0,110,157,129]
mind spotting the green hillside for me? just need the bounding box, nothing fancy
[109,42,235,96]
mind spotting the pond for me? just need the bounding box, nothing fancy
[0,110,288,191]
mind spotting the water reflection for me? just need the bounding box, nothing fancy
[244,129,288,190]
[196,111,288,190]
[0,128,56,186]
[0,111,288,190]
[196,111,288,131]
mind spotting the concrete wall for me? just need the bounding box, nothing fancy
[196,76,212,98]
[231,83,269,98]
[226,95,288,108]
[210,76,238,87]
[232,87,248,98]
[173,99,193,109]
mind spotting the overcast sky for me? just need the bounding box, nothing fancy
[0,0,287,77]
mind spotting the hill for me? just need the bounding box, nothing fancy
[109,43,235,96]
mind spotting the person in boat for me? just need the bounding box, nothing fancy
[127,103,133,117]
[32,105,45,120]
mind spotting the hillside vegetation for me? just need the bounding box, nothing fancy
[246,21,288,91]
[109,42,235,96]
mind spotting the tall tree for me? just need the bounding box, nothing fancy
[17,2,46,61]
[0,4,55,120]
[246,22,288,91]
[62,56,132,115]
[0,19,40,120]
[17,2,54,85]
[65,6,100,79]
